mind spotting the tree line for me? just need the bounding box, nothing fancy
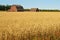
[0,5,60,12]
[0,5,11,11]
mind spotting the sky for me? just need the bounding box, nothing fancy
[0,0,60,9]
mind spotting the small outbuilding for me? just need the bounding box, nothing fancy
[30,8,39,12]
[8,5,24,12]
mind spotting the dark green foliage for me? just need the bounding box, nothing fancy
[0,5,5,11]
[0,5,11,11]
[24,9,30,11]
[5,5,11,11]
[39,9,60,12]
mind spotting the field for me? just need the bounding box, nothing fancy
[0,12,60,40]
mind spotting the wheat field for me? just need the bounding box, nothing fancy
[0,12,60,40]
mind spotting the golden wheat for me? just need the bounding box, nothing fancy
[0,12,60,40]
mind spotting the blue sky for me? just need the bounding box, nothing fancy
[0,0,60,9]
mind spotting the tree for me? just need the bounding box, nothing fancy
[0,5,5,11]
[5,5,11,11]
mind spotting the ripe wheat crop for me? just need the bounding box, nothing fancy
[0,12,60,40]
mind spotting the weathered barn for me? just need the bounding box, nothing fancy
[30,8,39,12]
[8,5,24,12]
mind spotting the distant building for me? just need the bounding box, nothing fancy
[8,5,24,12]
[30,8,39,12]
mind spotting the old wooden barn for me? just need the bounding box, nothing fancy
[8,5,24,12]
